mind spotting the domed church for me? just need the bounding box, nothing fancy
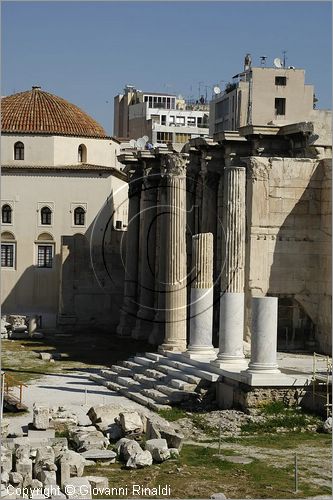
[1,86,128,330]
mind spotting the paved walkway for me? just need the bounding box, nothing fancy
[7,369,151,435]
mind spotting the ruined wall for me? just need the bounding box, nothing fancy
[245,156,332,354]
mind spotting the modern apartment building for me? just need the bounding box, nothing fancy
[209,56,315,134]
[114,85,209,150]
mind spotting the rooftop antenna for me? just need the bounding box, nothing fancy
[260,56,267,67]
[282,50,287,68]
[198,81,204,100]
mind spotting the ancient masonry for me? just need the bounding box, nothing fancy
[116,121,331,356]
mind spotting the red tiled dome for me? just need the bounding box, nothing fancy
[1,86,107,138]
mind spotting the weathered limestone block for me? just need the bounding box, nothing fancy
[121,440,142,461]
[115,438,131,455]
[62,478,92,499]
[58,450,87,478]
[70,427,109,452]
[8,472,23,487]
[159,427,184,450]
[33,404,50,430]
[1,447,12,472]
[16,459,32,480]
[85,476,109,489]
[119,412,143,434]
[14,442,30,461]
[151,447,171,463]
[145,438,168,455]
[0,483,17,499]
[125,450,153,469]
[1,471,9,485]
[79,449,116,462]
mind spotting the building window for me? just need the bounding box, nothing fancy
[275,98,286,116]
[176,116,185,125]
[14,142,24,160]
[275,76,287,86]
[74,206,85,226]
[156,132,173,144]
[161,115,166,125]
[41,206,52,225]
[2,205,12,224]
[115,220,122,230]
[1,244,15,268]
[37,245,53,268]
[175,133,191,144]
[187,117,196,126]
[78,144,87,163]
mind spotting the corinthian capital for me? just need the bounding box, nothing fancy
[242,156,272,182]
[162,153,189,177]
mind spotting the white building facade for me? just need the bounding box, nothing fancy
[1,87,128,330]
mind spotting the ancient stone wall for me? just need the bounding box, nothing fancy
[245,156,332,353]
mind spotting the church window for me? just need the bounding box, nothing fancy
[74,206,85,226]
[37,245,53,268]
[78,144,87,163]
[41,206,52,225]
[2,205,12,224]
[14,142,24,160]
[1,231,16,269]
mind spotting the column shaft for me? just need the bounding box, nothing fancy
[160,154,188,352]
[185,233,216,359]
[132,171,158,339]
[213,166,246,365]
[117,174,141,336]
[247,297,280,373]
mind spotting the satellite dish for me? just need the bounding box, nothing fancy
[213,86,221,95]
[129,139,137,148]
[142,135,149,142]
[137,137,146,149]
[273,57,282,68]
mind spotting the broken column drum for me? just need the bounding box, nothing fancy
[117,170,142,337]
[185,233,216,359]
[247,296,280,373]
[160,153,188,352]
[213,166,246,365]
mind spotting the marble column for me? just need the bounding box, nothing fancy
[213,166,246,365]
[185,233,216,359]
[117,170,142,336]
[247,297,280,373]
[149,180,167,345]
[132,164,159,339]
[159,153,188,352]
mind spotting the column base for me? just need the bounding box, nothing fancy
[246,362,280,374]
[158,342,186,354]
[211,354,247,368]
[184,345,217,361]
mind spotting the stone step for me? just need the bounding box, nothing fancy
[118,388,171,412]
[104,380,124,392]
[117,376,141,388]
[155,364,201,385]
[133,373,157,388]
[100,369,119,381]
[111,365,133,376]
[155,384,195,402]
[133,356,156,368]
[169,378,197,391]
[144,368,169,381]
[144,352,166,362]
[158,358,219,382]
[89,374,108,386]
[141,387,171,405]
[122,360,147,372]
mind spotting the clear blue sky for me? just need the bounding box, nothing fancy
[2,1,331,135]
